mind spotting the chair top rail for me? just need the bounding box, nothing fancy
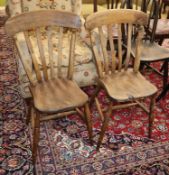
[85,9,148,31]
[5,10,81,36]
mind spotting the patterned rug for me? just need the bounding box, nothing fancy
[0,11,169,175]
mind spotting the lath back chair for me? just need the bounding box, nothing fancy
[128,0,169,101]
[5,10,93,162]
[121,0,169,101]
[85,9,157,149]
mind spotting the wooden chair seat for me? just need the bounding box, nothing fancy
[99,69,157,101]
[132,41,169,62]
[31,79,88,113]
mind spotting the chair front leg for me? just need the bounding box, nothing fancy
[84,102,93,145]
[89,85,101,107]
[148,93,156,138]
[25,98,32,124]
[32,109,40,164]
[95,97,104,121]
[97,103,112,150]
[162,60,168,89]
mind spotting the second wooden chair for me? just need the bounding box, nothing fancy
[85,9,157,150]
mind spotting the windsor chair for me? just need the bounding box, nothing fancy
[85,9,157,149]
[5,10,93,162]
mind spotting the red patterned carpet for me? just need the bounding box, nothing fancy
[0,12,169,175]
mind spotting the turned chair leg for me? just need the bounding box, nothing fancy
[25,98,32,125]
[97,103,112,150]
[148,93,156,138]
[84,103,93,145]
[32,109,40,164]
[162,60,168,89]
[156,84,169,101]
[95,97,104,121]
[89,85,101,107]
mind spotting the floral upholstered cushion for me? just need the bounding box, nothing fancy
[6,0,22,17]
[20,0,81,14]
[72,0,82,15]
[7,0,82,15]
[22,0,72,12]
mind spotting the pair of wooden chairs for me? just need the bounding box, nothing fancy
[5,9,157,162]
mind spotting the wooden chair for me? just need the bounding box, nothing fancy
[121,0,169,100]
[130,0,169,101]
[85,9,157,150]
[5,10,93,163]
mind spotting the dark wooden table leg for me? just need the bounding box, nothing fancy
[156,60,169,101]
[162,60,168,88]
[107,0,110,8]
[94,0,97,12]
[156,84,169,101]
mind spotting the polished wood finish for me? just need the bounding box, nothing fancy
[86,9,157,149]
[5,10,92,163]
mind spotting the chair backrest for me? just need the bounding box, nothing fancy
[120,0,160,42]
[5,10,81,86]
[85,9,148,78]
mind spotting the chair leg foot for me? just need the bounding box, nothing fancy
[33,165,36,175]
[32,110,40,164]
[97,103,112,150]
[97,115,109,150]
[148,93,156,138]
